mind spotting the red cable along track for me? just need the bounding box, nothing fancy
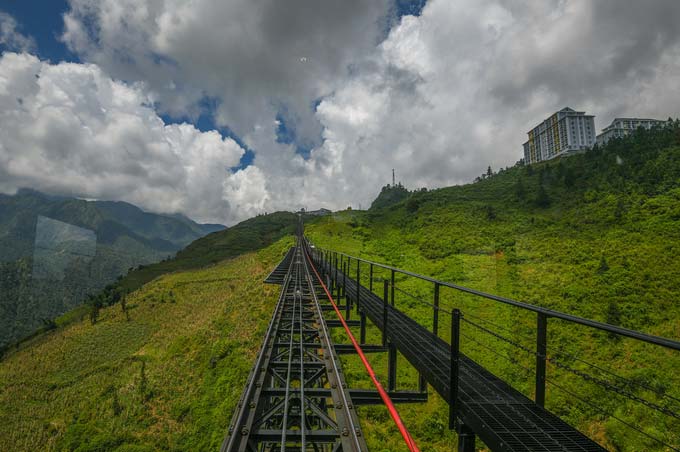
[304,246,421,452]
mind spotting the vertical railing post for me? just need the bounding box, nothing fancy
[342,261,347,297]
[382,280,389,347]
[535,313,548,407]
[449,309,461,430]
[360,310,367,344]
[390,269,395,307]
[334,253,338,293]
[418,373,427,394]
[344,261,350,320]
[433,282,440,337]
[356,260,361,312]
[388,342,397,391]
[369,263,374,293]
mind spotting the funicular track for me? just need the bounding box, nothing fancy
[221,241,367,452]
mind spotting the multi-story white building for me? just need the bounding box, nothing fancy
[523,107,596,164]
[596,117,667,146]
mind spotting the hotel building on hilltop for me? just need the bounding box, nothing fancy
[596,117,668,146]
[523,107,596,164]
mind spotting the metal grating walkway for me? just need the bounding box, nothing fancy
[317,257,607,452]
[264,246,295,284]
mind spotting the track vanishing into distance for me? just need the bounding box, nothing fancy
[223,226,680,451]
[222,242,367,452]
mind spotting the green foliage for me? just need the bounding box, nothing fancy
[534,182,551,208]
[305,124,680,451]
[515,177,526,200]
[370,183,411,210]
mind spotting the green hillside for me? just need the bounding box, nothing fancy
[305,122,680,451]
[0,190,225,348]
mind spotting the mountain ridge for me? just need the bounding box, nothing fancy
[0,189,226,348]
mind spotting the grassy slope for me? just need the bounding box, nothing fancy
[117,211,299,294]
[305,135,680,450]
[0,237,293,452]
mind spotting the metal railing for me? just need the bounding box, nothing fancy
[309,245,680,402]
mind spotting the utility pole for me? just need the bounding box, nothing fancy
[392,168,395,187]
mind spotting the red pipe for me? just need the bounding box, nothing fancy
[304,248,421,452]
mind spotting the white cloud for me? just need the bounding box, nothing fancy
[61,0,392,147]
[0,12,36,53]
[0,52,247,224]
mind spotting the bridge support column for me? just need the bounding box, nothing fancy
[456,422,476,452]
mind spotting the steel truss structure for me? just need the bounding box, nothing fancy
[222,243,367,452]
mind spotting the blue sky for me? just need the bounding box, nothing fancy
[0,0,73,62]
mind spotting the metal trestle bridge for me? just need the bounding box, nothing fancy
[223,227,680,451]
[222,242,367,451]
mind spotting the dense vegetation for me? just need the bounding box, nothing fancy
[305,122,680,451]
[370,183,411,210]
[0,190,224,348]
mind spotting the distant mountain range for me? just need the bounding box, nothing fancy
[0,189,225,347]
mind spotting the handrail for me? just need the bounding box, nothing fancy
[314,246,680,352]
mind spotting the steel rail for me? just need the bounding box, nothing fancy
[298,265,307,451]
[300,247,364,452]
[303,244,421,452]
[318,247,680,351]
[224,239,368,452]
[279,270,297,451]
[220,261,293,452]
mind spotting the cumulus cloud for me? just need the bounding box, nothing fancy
[62,0,392,147]
[0,12,36,52]
[0,52,246,223]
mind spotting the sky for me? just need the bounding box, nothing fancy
[0,0,679,225]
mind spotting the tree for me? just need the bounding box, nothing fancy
[87,294,102,325]
[597,255,609,274]
[515,177,526,200]
[485,205,496,220]
[486,165,493,177]
[406,197,421,213]
[534,183,551,208]
[89,302,100,325]
[121,293,130,321]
